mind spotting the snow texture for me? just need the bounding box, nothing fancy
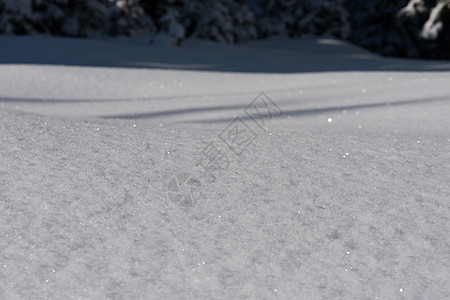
[0,36,449,298]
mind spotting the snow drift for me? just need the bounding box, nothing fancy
[0,36,449,298]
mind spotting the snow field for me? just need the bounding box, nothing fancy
[0,36,449,298]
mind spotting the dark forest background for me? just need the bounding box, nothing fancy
[1,0,449,59]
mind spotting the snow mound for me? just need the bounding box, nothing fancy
[0,36,449,298]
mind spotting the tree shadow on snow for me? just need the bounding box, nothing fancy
[101,95,450,122]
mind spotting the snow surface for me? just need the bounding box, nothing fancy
[0,35,449,299]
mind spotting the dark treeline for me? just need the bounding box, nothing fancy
[0,0,449,59]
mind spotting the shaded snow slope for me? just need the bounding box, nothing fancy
[0,36,449,299]
[2,35,450,72]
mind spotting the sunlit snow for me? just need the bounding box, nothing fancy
[0,35,449,299]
